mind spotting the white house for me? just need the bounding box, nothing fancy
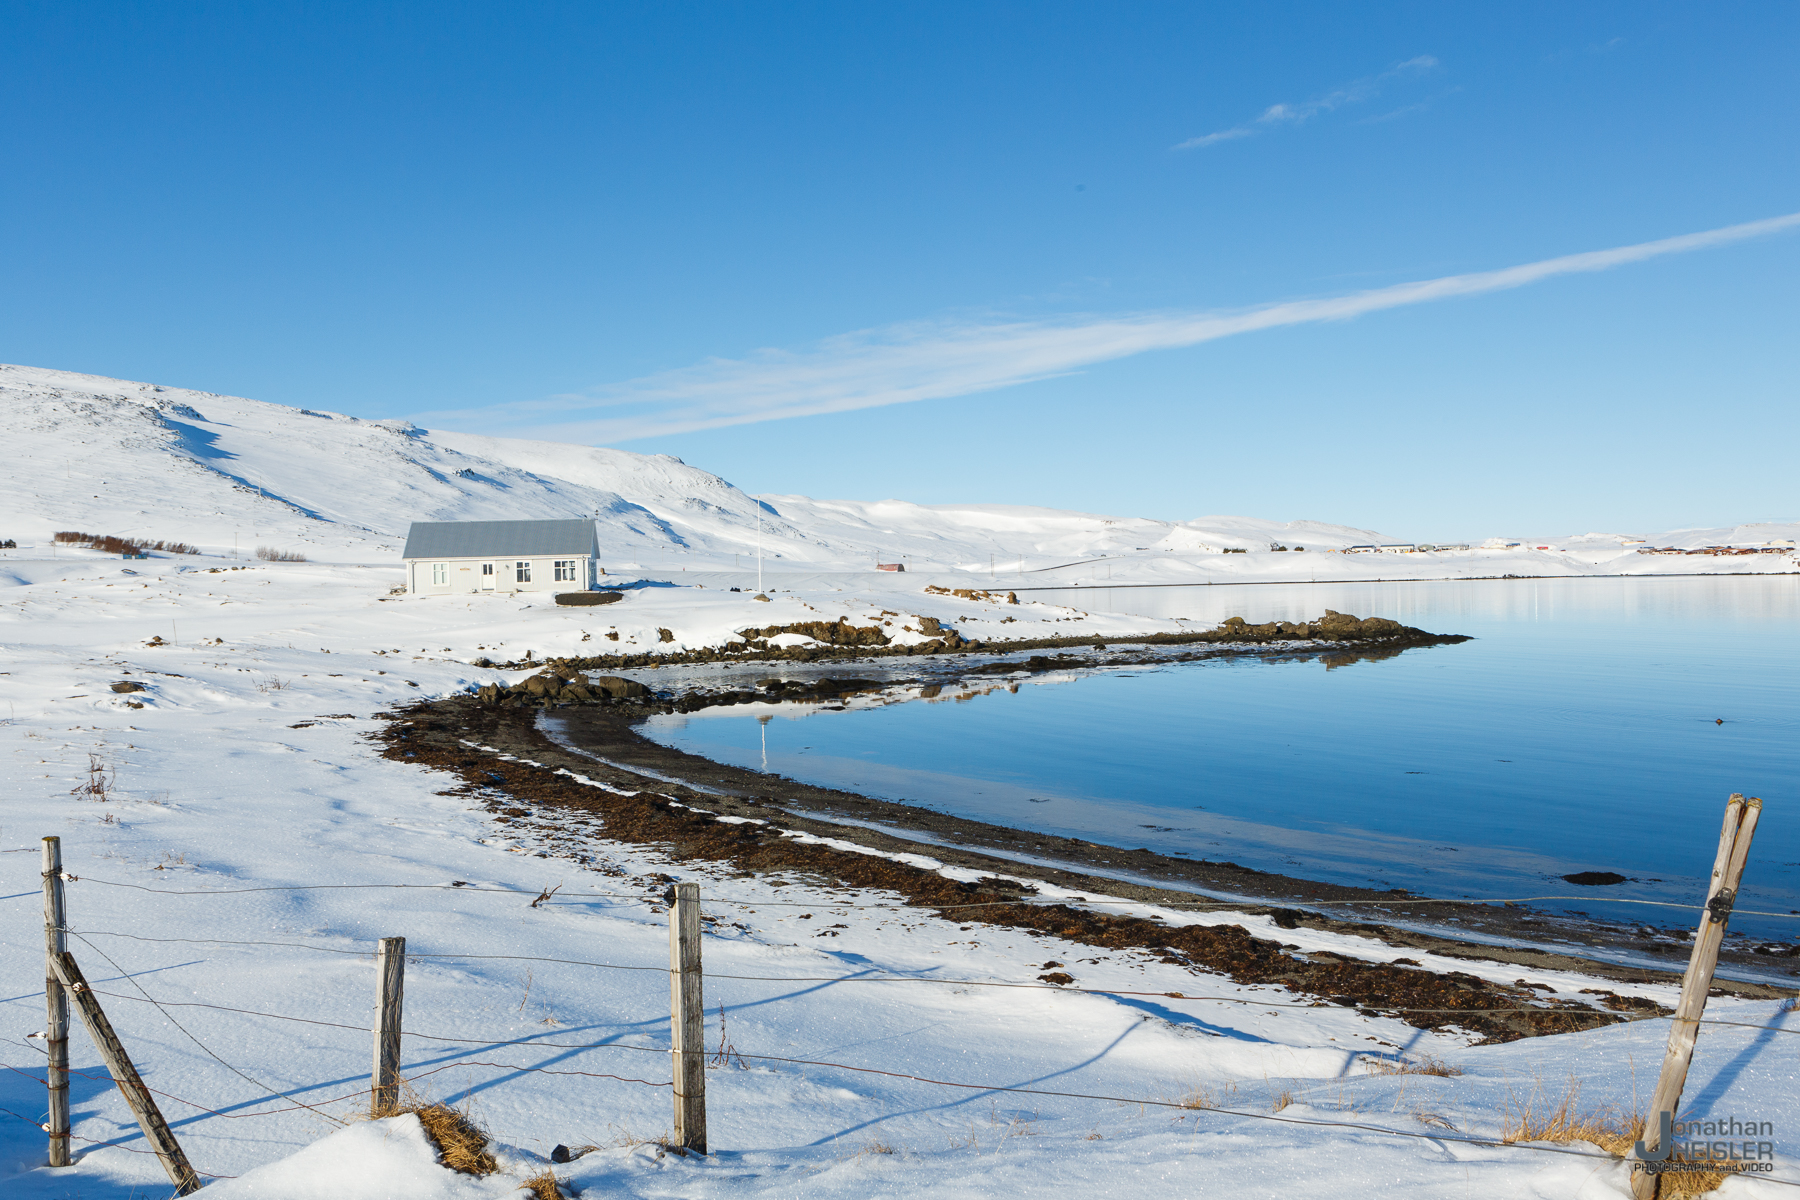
[401,519,600,596]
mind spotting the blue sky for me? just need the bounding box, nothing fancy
[4,2,1796,538]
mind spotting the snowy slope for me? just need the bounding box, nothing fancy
[0,362,1393,573]
[5,363,1795,583]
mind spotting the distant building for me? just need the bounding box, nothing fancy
[876,562,906,572]
[401,519,600,596]
[1377,544,1417,553]
[1344,544,1379,553]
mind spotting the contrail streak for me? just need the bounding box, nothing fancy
[417,211,1800,444]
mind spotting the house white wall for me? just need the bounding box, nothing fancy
[405,554,596,595]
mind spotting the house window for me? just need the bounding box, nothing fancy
[554,559,577,582]
[431,563,447,585]
[516,561,532,583]
[481,563,494,576]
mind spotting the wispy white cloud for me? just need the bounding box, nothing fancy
[415,211,1800,445]
[1174,55,1439,150]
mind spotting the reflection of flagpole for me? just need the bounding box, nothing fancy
[758,714,771,771]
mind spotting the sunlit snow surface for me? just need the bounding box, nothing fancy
[0,363,1795,1197]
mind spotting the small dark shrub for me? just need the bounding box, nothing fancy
[56,531,196,555]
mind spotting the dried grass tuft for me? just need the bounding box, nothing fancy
[1167,1080,1237,1110]
[376,1092,498,1177]
[1502,1076,1639,1154]
[1363,1053,1463,1077]
[517,1168,564,1199]
[1500,1079,1738,1195]
[256,545,307,562]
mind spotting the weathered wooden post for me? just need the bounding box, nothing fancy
[669,882,707,1154]
[51,951,201,1194]
[372,937,406,1115]
[41,837,70,1167]
[1630,794,1762,1200]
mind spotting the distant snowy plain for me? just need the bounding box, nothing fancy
[1,363,1795,1197]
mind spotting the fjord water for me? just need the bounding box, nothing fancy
[643,576,1799,934]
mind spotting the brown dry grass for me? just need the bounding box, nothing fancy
[373,1090,498,1177]
[517,1169,564,1199]
[1363,1053,1464,1077]
[412,1104,498,1175]
[256,545,307,561]
[1500,1078,1739,1195]
[1167,1080,1238,1111]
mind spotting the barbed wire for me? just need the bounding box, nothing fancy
[63,928,1800,1027]
[63,873,1800,920]
[403,1060,670,1088]
[78,977,1800,1045]
[66,930,349,1129]
[0,1082,237,1177]
[15,991,1796,1184]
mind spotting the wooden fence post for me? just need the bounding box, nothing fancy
[373,937,405,1115]
[1630,794,1762,1200]
[50,951,201,1194]
[669,882,707,1154]
[41,837,70,1168]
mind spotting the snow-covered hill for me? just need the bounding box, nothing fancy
[0,363,1391,569]
[3,363,1795,583]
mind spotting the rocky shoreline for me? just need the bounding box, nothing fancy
[377,611,1793,1047]
[470,608,1473,700]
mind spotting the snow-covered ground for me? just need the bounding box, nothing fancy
[2,362,1797,1197]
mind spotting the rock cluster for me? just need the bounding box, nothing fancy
[476,663,649,707]
[738,617,893,647]
[1200,610,1407,643]
[733,616,975,653]
[924,585,1018,604]
[475,609,1455,674]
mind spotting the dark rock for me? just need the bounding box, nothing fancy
[110,681,146,693]
[589,676,649,698]
[739,618,892,647]
[554,591,622,606]
[1562,871,1630,886]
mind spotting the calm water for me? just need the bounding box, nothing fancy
[643,576,1800,934]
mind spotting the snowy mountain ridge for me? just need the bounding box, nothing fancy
[4,363,1793,575]
[0,363,1394,567]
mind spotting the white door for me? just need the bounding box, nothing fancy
[480,563,496,590]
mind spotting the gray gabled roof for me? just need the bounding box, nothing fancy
[402,519,599,560]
